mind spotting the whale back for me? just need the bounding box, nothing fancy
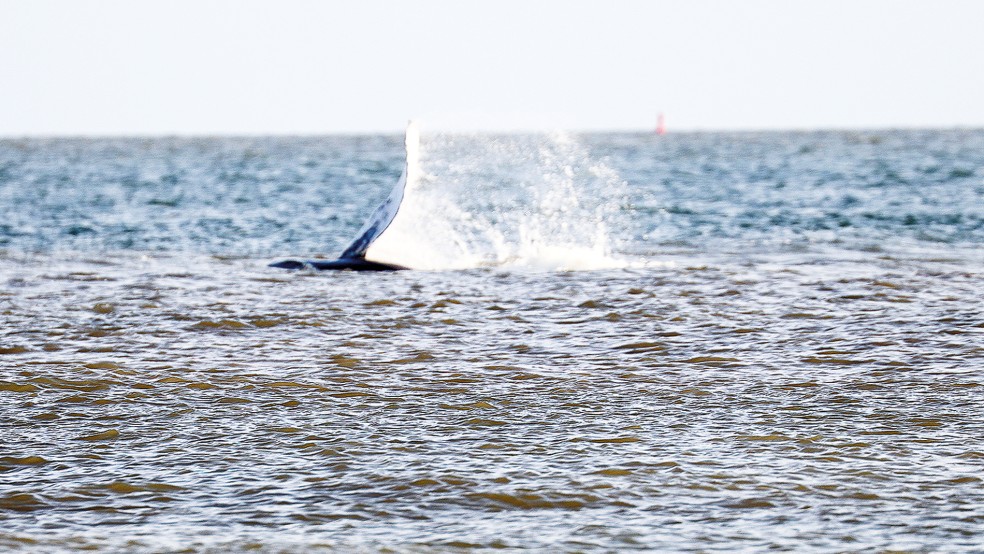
[339,121,419,259]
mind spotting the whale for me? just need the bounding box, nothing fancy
[270,122,419,271]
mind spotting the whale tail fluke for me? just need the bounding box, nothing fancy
[270,121,418,272]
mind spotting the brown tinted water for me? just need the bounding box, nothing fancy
[1,253,982,552]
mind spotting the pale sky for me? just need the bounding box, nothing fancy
[2,0,983,135]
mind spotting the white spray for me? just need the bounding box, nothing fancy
[365,128,628,271]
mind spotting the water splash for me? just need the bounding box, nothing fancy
[366,131,629,270]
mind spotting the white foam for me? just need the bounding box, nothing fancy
[365,129,633,271]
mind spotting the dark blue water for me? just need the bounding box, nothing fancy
[2,130,981,263]
[608,130,984,262]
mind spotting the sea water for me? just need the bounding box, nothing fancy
[0,129,982,552]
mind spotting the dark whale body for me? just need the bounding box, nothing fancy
[268,258,407,271]
[270,122,418,272]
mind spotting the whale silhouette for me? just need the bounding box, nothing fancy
[270,122,419,271]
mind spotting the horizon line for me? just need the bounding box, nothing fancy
[2,123,983,140]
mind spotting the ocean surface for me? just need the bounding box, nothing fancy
[1,129,982,552]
